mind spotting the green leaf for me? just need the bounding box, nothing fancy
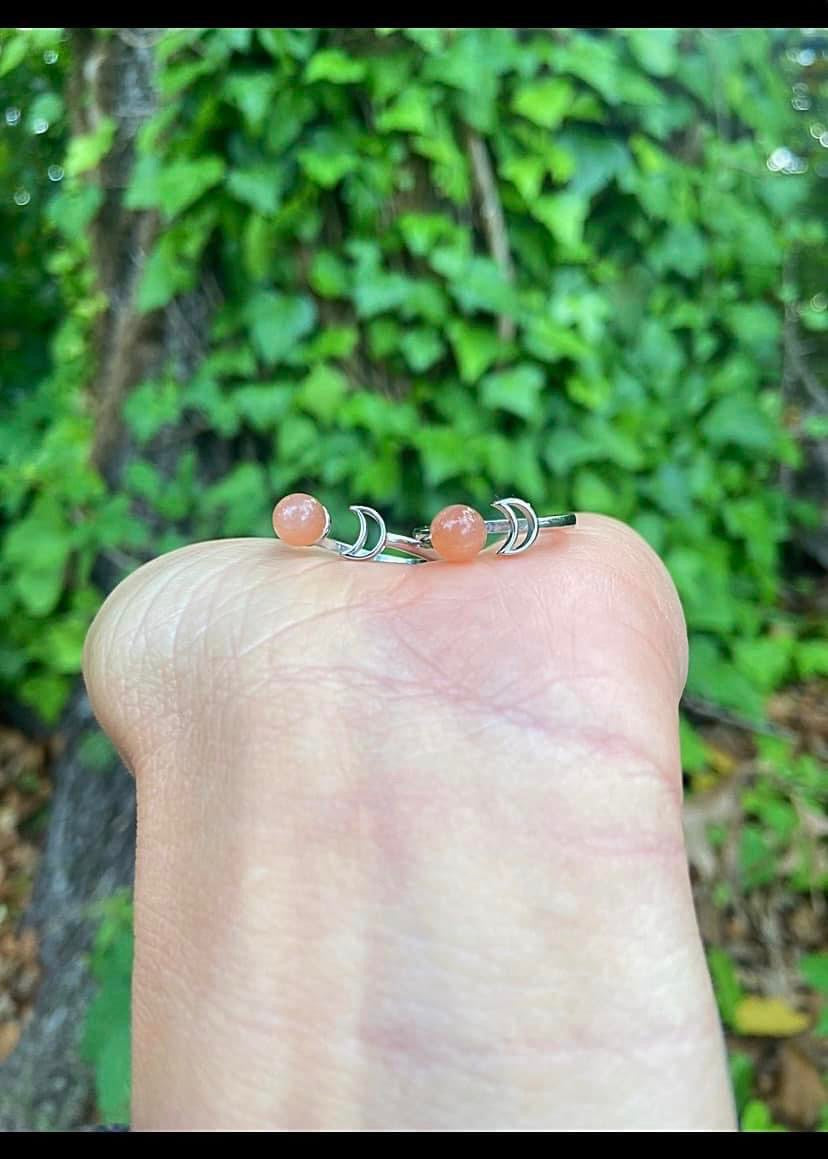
[626,28,678,77]
[309,251,350,298]
[305,49,366,84]
[679,717,710,774]
[25,90,64,134]
[742,1099,783,1132]
[448,257,521,318]
[447,321,504,384]
[512,78,573,129]
[558,129,632,201]
[686,636,764,718]
[82,892,133,1124]
[227,165,283,215]
[707,947,744,1027]
[532,193,588,252]
[0,33,28,77]
[400,328,445,372]
[159,157,226,218]
[574,469,617,513]
[297,363,349,423]
[65,117,117,177]
[796,641,828,679]
[19,673,70,723]
[137,236,194,312]
[303,327,358,361]
[649,223,708,278]
[416,426,472,486]
[701,395,778,454]
[728,1051,755,1115]
[223,72,278,134]
[246,292,317,365]
[500,155,547,202]
[733,636,794,694]
[480,364,544,420]
[377,87,434,134]
[298,141,359,188]
[523,317,590,364]
[123,380,183,442]
[232,383,293,432]
[47,185,104,240]
[800,954,828,995]
[740,825,777,890]
[202,463,268,534]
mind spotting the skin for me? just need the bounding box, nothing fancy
[82,512,737,1131]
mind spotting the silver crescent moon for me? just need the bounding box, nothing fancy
[491,497,540,555]
[342,505,388,561]
[490,498,520,552]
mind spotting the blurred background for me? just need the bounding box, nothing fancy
[0,27,825,1131]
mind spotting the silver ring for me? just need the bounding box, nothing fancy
[273,494,576,565]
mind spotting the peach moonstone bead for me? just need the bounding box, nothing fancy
[272,493,327,547]
[430,504,487,562]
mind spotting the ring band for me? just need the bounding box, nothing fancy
[272,494,576,565]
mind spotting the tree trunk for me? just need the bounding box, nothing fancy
[0,28,210,1130]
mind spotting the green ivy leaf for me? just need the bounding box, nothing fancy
[297,363,349,423]
[687,636,764,719]
[81,892,133,1125]
[416,426,472,486]
[298,138,359,187]
[377,87,434,134]
[305,49,366,84]
[626,28,678,77]
[707,946,744,1027]
[400,328,445,372]
[679,718,710,774]
[796,641,828,680]
[480,364,544,420]
[227,165,283,215]
[701,395,778,454]
[447,320,503,383]
[65,116,116,177]
[500,155,547,202]
[223,72,278,134]
[5,510,71,617]
[532,193,588,252]
[512,77,573,129]
[159,157,226,218]
[246,292,317,365]
[309,251,350,298]
[123,380,183,442]
[0,32,29,78]
[800,954,828,994]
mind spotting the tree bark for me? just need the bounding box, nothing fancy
[0,28,211,1129]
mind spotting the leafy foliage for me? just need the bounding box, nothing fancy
[0,27,825,725]
[81,889,133,1124]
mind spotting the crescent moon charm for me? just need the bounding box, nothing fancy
[491,497,540,555]
[341,505,388,561]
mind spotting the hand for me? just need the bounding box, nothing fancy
[83,513,736,1130]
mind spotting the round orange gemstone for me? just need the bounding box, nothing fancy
[272,493,327,547]
[430,504,487,562]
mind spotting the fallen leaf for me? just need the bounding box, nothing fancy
[773,1042,827,1129]
[0,1019,19,1062]
[709,746,737,775]
[733,996,810,1037]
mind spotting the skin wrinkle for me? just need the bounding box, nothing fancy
[173,639,682,807]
